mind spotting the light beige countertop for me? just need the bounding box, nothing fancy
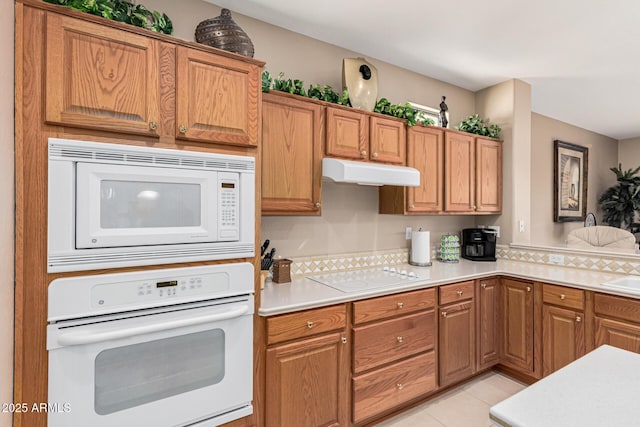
[259,259,636,316]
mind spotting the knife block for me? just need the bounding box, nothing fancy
[272,259,292,283]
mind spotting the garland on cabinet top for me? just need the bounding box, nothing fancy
[455,114,501,139]
[262,71,436,127]
[44,0,173,35]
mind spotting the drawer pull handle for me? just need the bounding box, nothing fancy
[560,294,566,300]
[575,316,582,323]
[481,283,487,289]
[397,336,404,343]
[457,290,463,296]
[361,150,367,157]
[397,302,404,309]
[442,311,447,318]
[526,286,532,292]
[149,121,158,131]
[372,152,378,158]
[179,124,187,134]
[396,383,404,390]
[314,202,321,209]
[307,321,314,329]
[341,337,347,344]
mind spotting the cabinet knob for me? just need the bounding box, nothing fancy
[397,302,404,309]
[472,205,477,210]
[575,316,582,323]
[314,202,321,209]
[560,294,566,300]
[481,283,487,289]
[179,124,187,134]
[372,152,378,158]
[396,336,404,343]
[396,383,404,390]
[341,336,347,344]
[361,150,367,157]
[526,286,532,292]
[307,321,314,329]
[456,290,463,296]
[441,311,447,318]
[149,121,158,131]
[410,205,415,209]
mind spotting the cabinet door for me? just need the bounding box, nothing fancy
[261,93,324,215]
[475,138,502,213]
[406,126,443,213]
[266,332,349,427]
[502,279,534,373]
[439,300,475,387]
[595,316,640,354]
[369,116,406,164]
[542,305,585,376]
[45,13,161,136]
[325,107,369,160]
[176,46,259,146]
[477,279,500,370]
[444,131,475,212]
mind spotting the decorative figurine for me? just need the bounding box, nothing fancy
[438,96,449,128]
[195,9,255,57]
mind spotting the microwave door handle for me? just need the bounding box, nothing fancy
[56,305,249,347]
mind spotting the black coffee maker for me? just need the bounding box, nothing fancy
[461,228,497,261]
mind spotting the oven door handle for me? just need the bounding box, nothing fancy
[56,305,249,347]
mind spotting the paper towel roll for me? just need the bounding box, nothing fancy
[410,229,431,266]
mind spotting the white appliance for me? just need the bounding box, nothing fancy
[410,229,432,267]
[322,157,420,187]
[48,138,255,272]
[47,263,254,427]
[307,266,425,293]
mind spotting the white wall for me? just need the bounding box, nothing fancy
[1,1,14,426]
[618,137,640,171]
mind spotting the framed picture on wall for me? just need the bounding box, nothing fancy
[554,140,589,222]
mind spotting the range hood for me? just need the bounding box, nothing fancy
[322,158,420,187]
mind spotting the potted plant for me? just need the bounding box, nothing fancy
[455,114,501,138]
[598,164,640,230]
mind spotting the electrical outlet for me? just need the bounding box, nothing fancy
[406,227,412,240]
[518,220,525,232]
[548,254,565,265]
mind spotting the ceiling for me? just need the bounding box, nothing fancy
[210,0,640,140]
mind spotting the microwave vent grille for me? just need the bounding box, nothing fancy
[50,140,255,172]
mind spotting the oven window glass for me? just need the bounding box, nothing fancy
[94,329,225,415]
[100,180,201,228]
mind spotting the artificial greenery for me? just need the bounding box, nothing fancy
[598,164,640,230]
[455,114,501,138]
[262,71,435,127]
[44,0,173,35]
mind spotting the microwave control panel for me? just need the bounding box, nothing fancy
[218,173,239,241]
[91,272,234,308]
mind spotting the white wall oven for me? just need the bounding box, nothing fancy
[48,138,255,272]
[47,263,254,427]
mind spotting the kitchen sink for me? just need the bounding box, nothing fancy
[601,276,640,293]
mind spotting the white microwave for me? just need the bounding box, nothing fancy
[48,139,255,273]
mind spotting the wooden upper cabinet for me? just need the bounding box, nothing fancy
[261,92,324,215]
[475,137,503,213]
[45,13,161,136]
[326,106,406,164]
[444,131,475,212]
[501,279,534,373]
[326,106,368,160]
[175,46,260,146]
[369,116,406,164]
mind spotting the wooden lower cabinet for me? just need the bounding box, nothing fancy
[542,304,585,376]
[265,332,349,427]
[477,278,500,370]
[501,279,534,373]
[595,317,640,353]
[439,300,475,387]
[353,351,436,425]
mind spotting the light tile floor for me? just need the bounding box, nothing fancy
[374,372,526,427]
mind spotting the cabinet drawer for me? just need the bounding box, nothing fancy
[439,281,474,305]
[353,288,436,324]
[353,351,436,424]
[353,311,435,373]
[595,293,640,323]
[542,284,584,310]
[267,304,346,345]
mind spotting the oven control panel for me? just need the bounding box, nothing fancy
[91,272,232,308]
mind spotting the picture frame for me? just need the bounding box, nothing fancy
[554,140,588,222]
